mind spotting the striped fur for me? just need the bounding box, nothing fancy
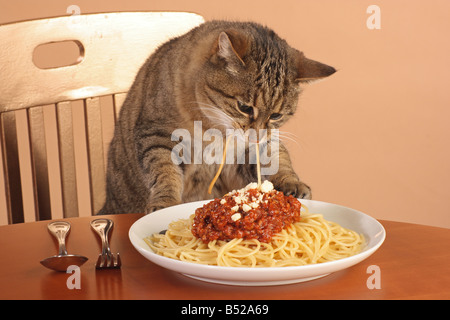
[98,21,335,214]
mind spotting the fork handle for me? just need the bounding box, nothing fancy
[90,219,113,256]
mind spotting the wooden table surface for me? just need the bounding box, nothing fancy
[0,213,449,300]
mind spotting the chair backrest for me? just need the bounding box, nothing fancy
[0,12,204,225]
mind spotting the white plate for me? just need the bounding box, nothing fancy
[129,199,385,286]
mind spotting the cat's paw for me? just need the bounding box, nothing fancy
[145,198,182,214]
[145,205,166,214]
[145,202,175,214]
[275,178,312,199]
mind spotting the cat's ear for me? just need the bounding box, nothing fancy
[215,31,248,73]
[294,51,336,83]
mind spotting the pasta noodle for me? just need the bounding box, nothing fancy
[207,135,232,194]
[255,142,261,187]
[207,136,261,194]
[144,205,364,267]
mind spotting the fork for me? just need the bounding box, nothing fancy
[90,218,121,269]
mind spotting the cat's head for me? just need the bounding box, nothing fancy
[195,23,335,138]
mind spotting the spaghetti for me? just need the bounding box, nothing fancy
[208,136,261,194]
[207,135,233,194]
[144,203,364,267]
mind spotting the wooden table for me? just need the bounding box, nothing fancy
[0,213,449,300]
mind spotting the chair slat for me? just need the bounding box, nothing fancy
[99,96,116,169]
[56,101,79,218]
[113,93,127,120]
[28,106,52,221]
[71,100,92,217]
[43,105,64,219]
[0,121,11,225]
[0,112,24,223]
[85,97,106,214]
[15,109,37,223]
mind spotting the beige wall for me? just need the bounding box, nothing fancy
[1,0,449,228]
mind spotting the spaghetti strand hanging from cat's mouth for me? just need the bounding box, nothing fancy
[255,142,261,187]
[208,135,233,194]
[208,135,262,194]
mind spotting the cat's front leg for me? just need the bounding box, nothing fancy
[136,128,184,214]
[145,162,184,214]
[266,144,312,199]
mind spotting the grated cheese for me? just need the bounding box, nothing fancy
[222,180,275,214]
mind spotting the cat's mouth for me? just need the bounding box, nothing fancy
[234,128,272,146]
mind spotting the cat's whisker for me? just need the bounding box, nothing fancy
[271,131,304,151]
[198,115,227,123]
[205,112,235,127]
[188,101,225,113]
[279,131,306,149]
[210,123,235,132]
[190,103,236,129]
[277,130,301,140]
[192,103,236,123]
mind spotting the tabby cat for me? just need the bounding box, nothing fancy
[98,21,335,215]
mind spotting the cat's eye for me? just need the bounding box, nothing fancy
[269,113,283,120]
[237,102,254,116]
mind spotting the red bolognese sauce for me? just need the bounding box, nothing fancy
[191,181,302,243]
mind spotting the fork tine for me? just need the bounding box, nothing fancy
[96,254,122,269]
[106,254,112,268]
[114,253,121,268]
[95,254,103,269]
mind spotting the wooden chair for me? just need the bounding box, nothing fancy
[0,12,204,225]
